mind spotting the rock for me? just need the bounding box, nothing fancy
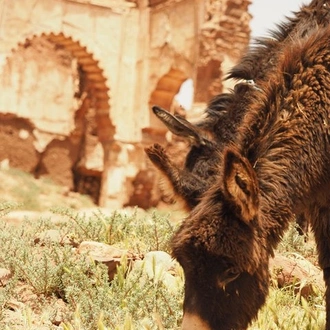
[0,268,12,286]
[2,211,47,226]
[133,251,180,292]
[1,210,74,227]
[5,298,25,311]
[50,299,68,326]
[77,241,139,280]
[269,253,324,297]
[143,251,175,273]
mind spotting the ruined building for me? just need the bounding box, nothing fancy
[0,0,251,208]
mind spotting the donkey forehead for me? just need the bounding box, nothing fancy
[172,211,259,265]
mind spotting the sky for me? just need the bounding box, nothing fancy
[249,0,307,38]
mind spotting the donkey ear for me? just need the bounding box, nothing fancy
[223,148,259,224]
[152,105,205,146]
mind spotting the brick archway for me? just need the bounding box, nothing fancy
[150,68,189,111]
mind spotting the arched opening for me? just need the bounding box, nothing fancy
[173,78,194,112]
[0,33,114,204]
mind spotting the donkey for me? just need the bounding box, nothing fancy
[146,0,330,204]
[170,24,330,330]
[145,82,253,210]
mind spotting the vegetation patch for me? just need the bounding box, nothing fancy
[0,169,326,329]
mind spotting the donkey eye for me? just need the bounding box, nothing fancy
[217,268,240,289]
[225,269,240,281]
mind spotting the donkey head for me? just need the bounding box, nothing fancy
[145,106,220,209]
[152,105,220,177]
[171,147,269,330]
[145,83,253,209]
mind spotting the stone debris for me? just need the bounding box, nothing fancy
[0,268,12,286]
[77,241,141,280]
[270,253,324,298]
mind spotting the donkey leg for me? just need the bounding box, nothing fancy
[324,268,330,330]
[145,143,194,203]
[145,143,205,208]
[296,213,309,241]
[145,143,181,181]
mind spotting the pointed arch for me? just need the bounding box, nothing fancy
[3,32,119,205]
[150,68,189,111]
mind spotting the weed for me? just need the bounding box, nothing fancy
[0,204,182,329]
[250,286,325,329]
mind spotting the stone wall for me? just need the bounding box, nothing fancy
[196,0,251,101]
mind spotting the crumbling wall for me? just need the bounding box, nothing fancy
[0,0,252,209]
[0,38,78,135]
[196,0,251,101]
[148,0,198,98]
[0,114,39,173]
[36,137,80,189]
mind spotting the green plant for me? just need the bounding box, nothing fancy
[51,208,176,254]
[0,207,182,329]
[277,222,318,265]
[61,255,183,330]
[250,286,325,329]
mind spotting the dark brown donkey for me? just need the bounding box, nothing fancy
[146,82,253,210]
[171,25,330,330]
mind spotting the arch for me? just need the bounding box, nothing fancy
[149,68,189,111]
[148,68,192,132]
[12,32,115,142]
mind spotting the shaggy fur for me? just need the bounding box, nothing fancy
[172,25,330,330]
[145,1,330,242]
[228,0,330,81]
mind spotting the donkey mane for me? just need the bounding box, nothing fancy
[200,83,253,138]
[201,0,330,141]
